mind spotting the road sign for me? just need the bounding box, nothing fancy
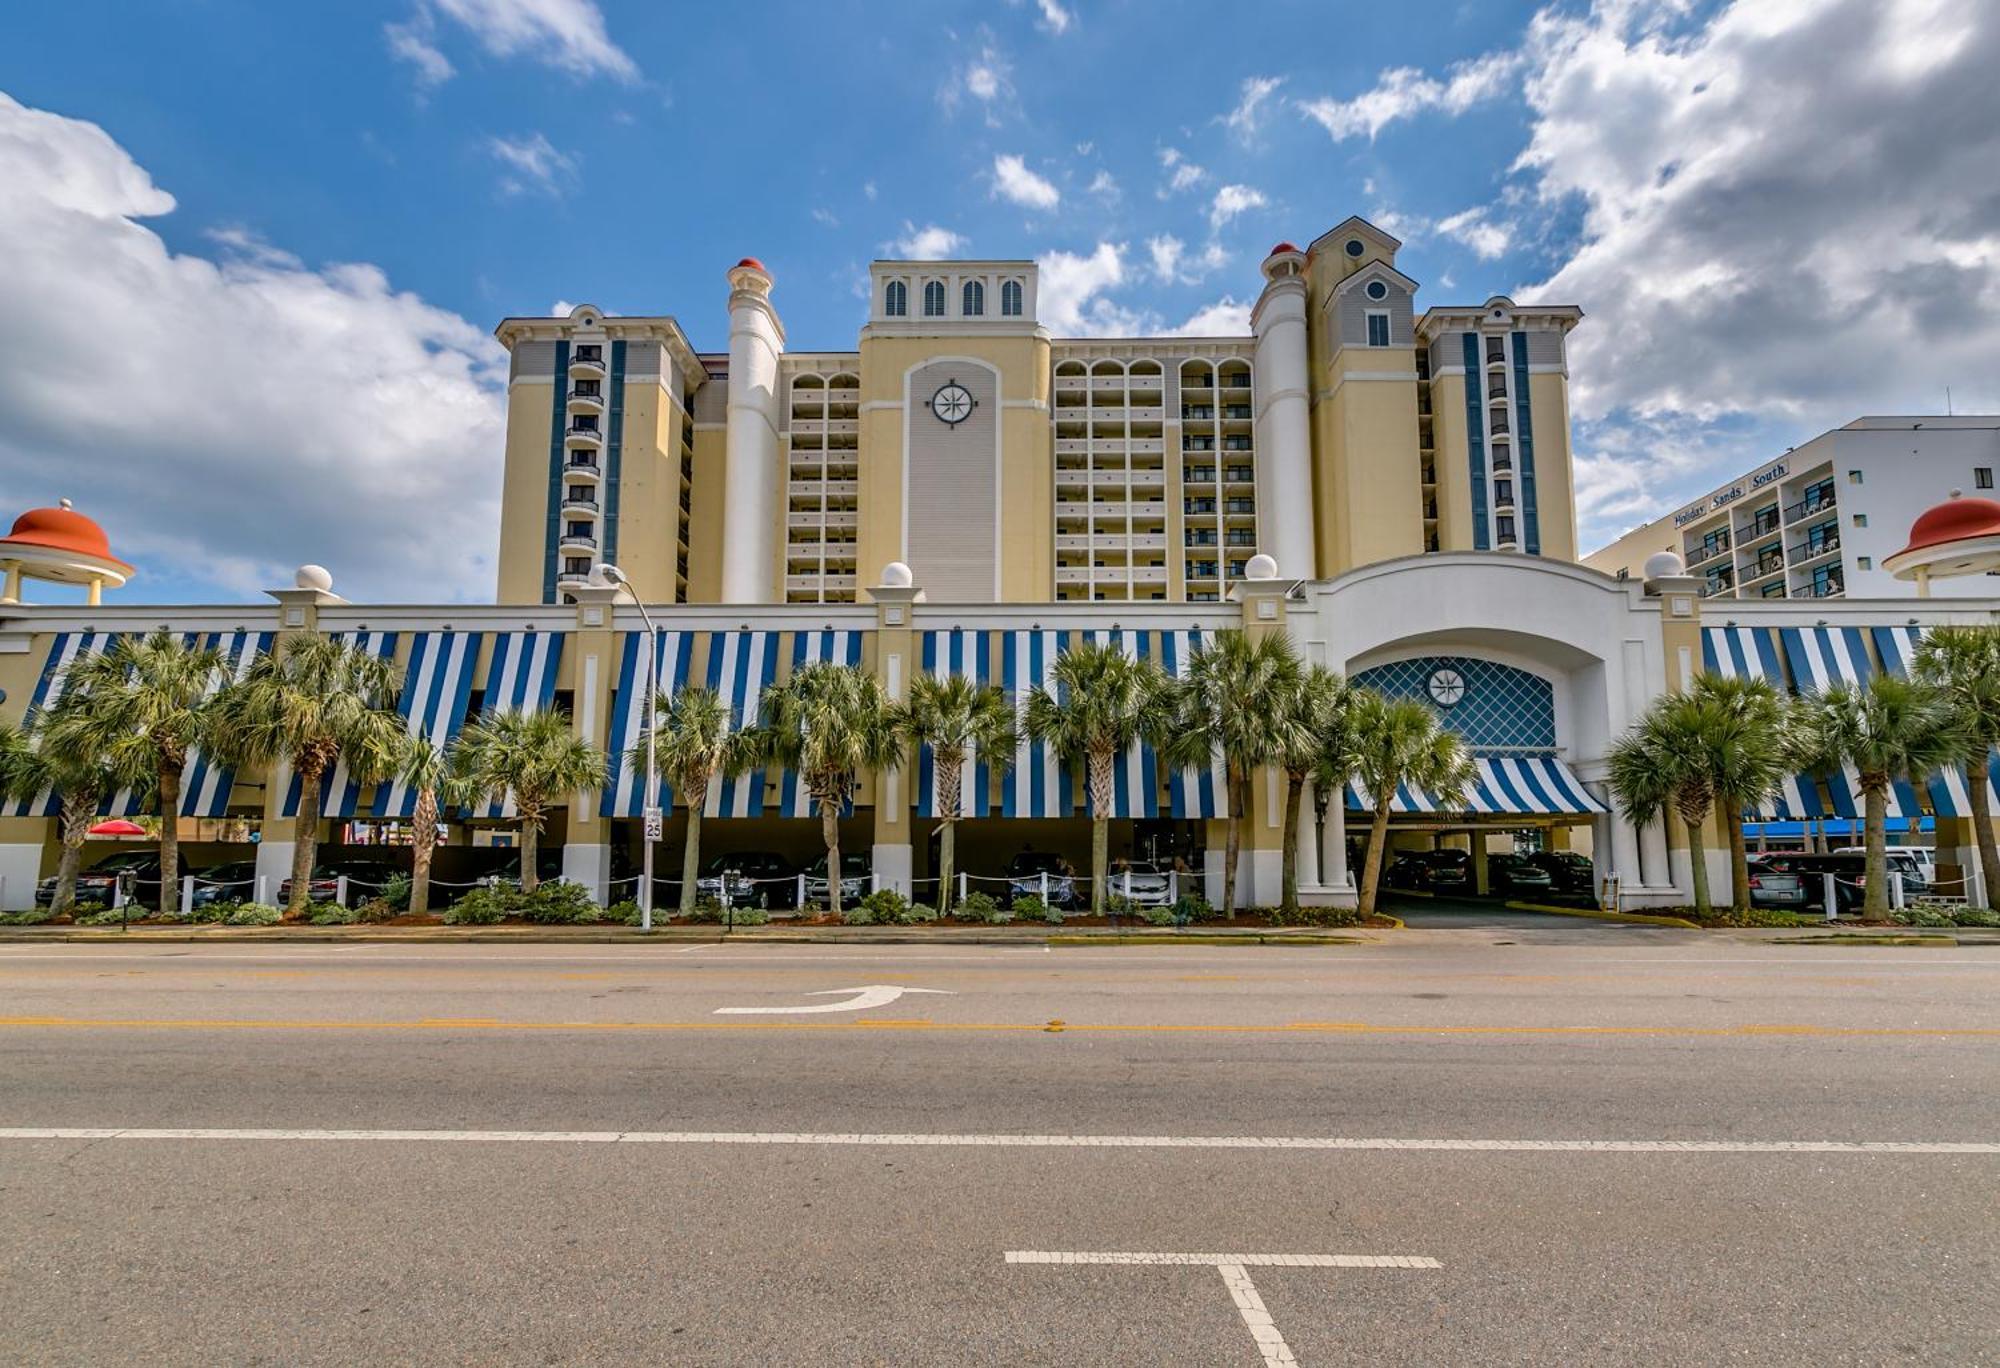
[643,806,663,841]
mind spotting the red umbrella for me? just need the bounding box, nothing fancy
[87,819,147,837]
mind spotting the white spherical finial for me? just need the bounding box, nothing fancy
[880,561,914,589]
[1642,550,1686,580]
[1244,553,1279,580]
[294,564,333,592]
[58,497,73,511]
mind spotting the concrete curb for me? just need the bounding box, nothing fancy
[1501,900,1703,930]
[0,925,1388,947]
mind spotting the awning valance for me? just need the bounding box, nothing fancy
[1347,756,1607,817]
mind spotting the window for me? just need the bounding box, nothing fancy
[1001,279,1023,316]
[565,521,591,538]
[1852,513,1867,527]
[562,556,590,575]
[1848,469,1863,484]
[1344,238,1365,257]
[574,344,602,363]
[1978,467,1994,489]
[884,281,907,316]
[1494,478,1514,506]
[1365,312,1391,347]
[922,280,946,317]
[1856,556,1873,571]
[1496,514,1517,543]
[962,280,984,316]
[1365,280,1388,301]
[1761,581,1785,598]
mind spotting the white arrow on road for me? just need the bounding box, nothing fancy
[713,985,954,1016]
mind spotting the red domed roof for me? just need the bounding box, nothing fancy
[733,257,768,273]
[1267,242,1301,257]
[1896,493,2000,556]
[0,504,131,571]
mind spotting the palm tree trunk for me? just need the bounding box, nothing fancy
[821,797,842,919]
[53,795,92,917]
[156,759,182,917]
[1091,815,1109,917]
[518,809,540,893]
[1724,798,1749,911]
[1358,792,1393,916]
[938,821,956,916]
[1280,770,1305,917]
[1088,748,1115,915]
[1223,765,1244,919]
[289,757,323,919]
[1862,780,1889,919]
[936,753,961,915]
[1683,818,1712,917]
[410,788,436,919]
[1969,757,2000,912]
[679,800,704,917]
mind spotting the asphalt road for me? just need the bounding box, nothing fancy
[2,927,1997,1365]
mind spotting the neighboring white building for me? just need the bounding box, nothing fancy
[1584,416,2000,601]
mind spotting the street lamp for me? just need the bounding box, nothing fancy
[597,564,660,932]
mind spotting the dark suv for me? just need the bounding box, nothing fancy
[1486,853,1555,896]
[696,851,797,908]
[1526,851,1595,896]
[278,856,404,907]
[38,851,187,909]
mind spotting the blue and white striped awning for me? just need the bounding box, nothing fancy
[1346,756,1607,816]
[779,629,864,818]
[917,628,994,820]
[466,630,568,820]
[600,629,696,818]
[1701,624,1827,820]
[1872,625,2000,820]
[704,631,778,820]
[1002,629,1076,819]
[1078,628,1163,819]
[281,631,399,819]
[1160,629,1226,820]
[1780,625,1927,821]
[373,632,481,819]
[2,630,116,818]
[104,630,273,819]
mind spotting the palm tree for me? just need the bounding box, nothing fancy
[1159,630,1301,916]
[450,708,603,894]
[1607,691,1736,917]
[5,698,150,916]
[905,672,1017,914]
[380,732,465,918]
[207,635,405,917]
[1800,675,1964,919]
[1913,625,2000,909]
[1348,691,1474,917]
[59,631,227,915]
[1272,665,1354,918]
[627,685,756,917]
[752,662,906,919]
[1023,640,1172,916]
[1689,673,1801,911]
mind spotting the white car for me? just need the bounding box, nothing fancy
[1113,862,1175,907]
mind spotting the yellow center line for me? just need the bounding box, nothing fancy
[0,1016,1995,1038]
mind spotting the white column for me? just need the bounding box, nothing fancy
[1251,247,1315,581]
[562,843,611,904]
[1639,818,1674,894]
[0,844,41,911]
[721,259,785,603]
[872,843,912,898]
[1296,782,1321,889]
[1322,797,1352,891]
[253,838,293,906]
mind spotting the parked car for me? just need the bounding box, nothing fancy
[1006,851,1078,908]
[278,856,403,907]
[696,851,796,908]
[1526,851,1596,896]
[1832,846,1930,894]
[190,859,261,908]
[37,851,187,909]
[1749,853,1866,914]
[1112,861,1174,907]
[1420,849,1474,892]
[804,851,870,906]
[1383,852,1433,890]
[1486,854,1556,896]
[1745,857,1810,910]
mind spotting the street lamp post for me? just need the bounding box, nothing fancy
[598,565,660,932]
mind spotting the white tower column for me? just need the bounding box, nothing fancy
[722,258,784,603]
[1251,245,1316,581]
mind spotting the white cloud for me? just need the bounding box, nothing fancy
[1208,183,1267,231]
[410,0,637,82]
[992,154,1060,210]
[1036,0,1073,35]
[1146,234,1229,285]
[1436,206,1511,259]
[550,298,576,316]
[1222,75,1285,141]
[0,92,505,602]
[810,207,839,228]
[1037,243,1138,335]
[1087,169,1119,202]
[942,37,1014,127]
[1170,297,1253,336]
[485,133,577,197]
[1158,146,1205,196]
[384,20,454,86]
[1494,0,2000,546]
[889,222,968,258]
[1298,49,1518,141]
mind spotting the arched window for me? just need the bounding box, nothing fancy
[963,280,985,316]
[922,280,946,317]
[884,280,907,317]
[1001,279,1023,316]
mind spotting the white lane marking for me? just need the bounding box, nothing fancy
[0,1129,1993,1154]
[713,985,954,1015]
[1005,1251,1441,1367]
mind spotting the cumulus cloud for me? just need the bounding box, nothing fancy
[1146,234,1228,285]
[1222,75,1285,141]
[1170,297,1253,336]
[889,222,968,258]
[942,37,1014,127]
[1037,243,1139,335]
[1086,169,1119,202]
[1158,146,1205,197]
[0,92,505,602]
[486,133,577,197]
[992,154,1060,210]
[1435,206,1510,259]
[1208,183,1267,231]
[391,0,637,84]
[384,20,454,86]
[1035,0,1073,34]
[1298,50,1518,141]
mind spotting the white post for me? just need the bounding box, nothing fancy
[1891,871,1906,911]
[255,874,268,906]
[1040,870,1049,902]
[958,871,967,903]
[111,881,126,910]
[870,872,881,896]
[1823,872,1838,922]
[1121,870,1131,905]
[180,875,194,917]
[797,872,807,910]
[1169,871,1179,905]
[335,874,350,908]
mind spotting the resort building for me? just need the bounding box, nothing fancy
[0,219,1995,917]
[1584,416,2000,601]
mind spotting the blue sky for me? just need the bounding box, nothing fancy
[2,0,1996,601]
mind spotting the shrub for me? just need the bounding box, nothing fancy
[1139,904,1177,927]
[1265,905,1365,928]
[189,900,235,924]
[603,899,642,926]
[72,903,131,926]
[852,888,918,926]
[683,897,767,925]
[224,903,283,926]
[309,904,361,926]
[353,897,400,924]
[1012,893,1059,925]
[1952,906,2000,928]
[953,891,1006,924]
[444,886,513,925]
[0,907,55,926]
[1172,893,1214,924]
[379,873,413,911]
[519,880,602,925]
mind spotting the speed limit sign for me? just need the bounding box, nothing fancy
[643,806,664,841]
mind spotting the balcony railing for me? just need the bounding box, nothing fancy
[1783,491,1837,521]
[565,425,603,445]
[562,497,599,514]
[1686,536,1731,567]
[1790,535,1841,561]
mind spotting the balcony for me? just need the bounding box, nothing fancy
[560,496,600,515]
[1487,416,1511,436]
[555,570,594,591]
[1686,536,1731,567]
[1799,574,1845,599]
[1784,490,1837,521]
[559,533,597,553]
[1487,384,1509,401]
[1790,535,1841,563]
[1223,405,1253,421]
[790,510,857,529]
[568,352,606,381]
[564,424,604,449]
[1185,499,1217,515]
[1743,554,1785,583]
[1224,467,1255,484]
[562,462,601,487]
[567,388,605,412]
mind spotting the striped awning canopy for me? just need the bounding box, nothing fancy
[1346,756,1607,817]
[778,629,864,819]
[465,631,568,821]
[281,631,399,819]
